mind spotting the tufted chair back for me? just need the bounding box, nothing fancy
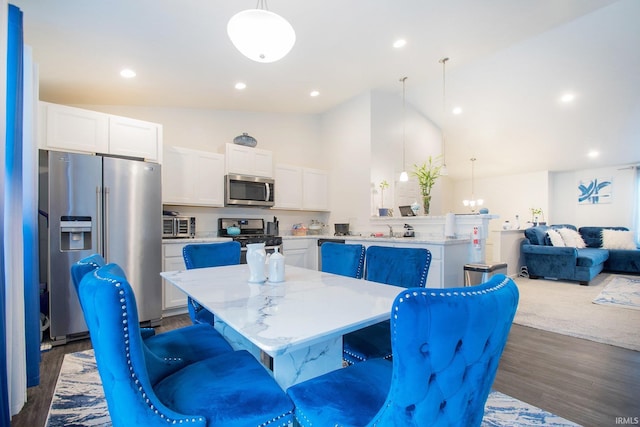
[321,242,365,278]
[70,253,106,297]
[370,275,519,426]
[365,245,431,287]
[78,263,206,427]
[182,241,241,325]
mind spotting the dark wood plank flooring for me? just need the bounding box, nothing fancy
[11,315,640,427]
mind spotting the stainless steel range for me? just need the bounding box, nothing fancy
[218,218,283,263]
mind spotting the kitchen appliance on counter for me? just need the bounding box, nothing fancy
[403,224,415,237]
[334,223,350,236]
[218,218,283,263]
[39,150,162,344]
[225,174,275,207]
[162,215,196,238]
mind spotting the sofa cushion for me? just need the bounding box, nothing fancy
[605,249,640,273]
[576,248,610,267]
[524,226,550,245]
[602,229,637,250]
[546,229,565,246]
[578,226,628,248]
[557,228,586,248]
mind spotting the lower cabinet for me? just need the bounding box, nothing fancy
[282,238,318,270]
[162,242,189,314]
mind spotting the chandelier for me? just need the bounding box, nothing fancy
[463,157,483,211]
[227,1,296,63]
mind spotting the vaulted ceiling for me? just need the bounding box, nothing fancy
[12,0,640,180]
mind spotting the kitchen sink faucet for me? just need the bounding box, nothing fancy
[387,225,393,237]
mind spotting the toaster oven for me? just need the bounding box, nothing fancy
[162,216,196,238]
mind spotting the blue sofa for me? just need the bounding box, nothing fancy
[578,226,640,274]
[521,225,607,285]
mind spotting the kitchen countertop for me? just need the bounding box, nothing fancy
[281,235,470,245]
[162,237,232,244]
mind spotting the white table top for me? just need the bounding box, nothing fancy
[160,264,404,357]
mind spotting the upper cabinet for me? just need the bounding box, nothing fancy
[39,102,162,163]
[274,164,329,211]
[163,146,225,206]
[225,143,273,177]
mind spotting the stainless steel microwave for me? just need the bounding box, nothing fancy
[162,216,196,238]
[225,174,275,207]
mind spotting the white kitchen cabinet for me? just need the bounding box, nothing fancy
[274,164,303,209]
[163,146,225,206]
[40,101,162,162]
[109,115,162,162]
[302,168,329,211]
[162,243,188,312]
[225,143,273,177]
[274,164,329,211]
[283,238,318,270]
[41,102,109,154]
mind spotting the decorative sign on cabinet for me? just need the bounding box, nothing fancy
[225,143,273,178]
[39,101,162,163]
[163,146,225,206]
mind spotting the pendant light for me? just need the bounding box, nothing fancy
[439,57,449,176]
[463,157,483,211]
[227,0,296,63]
[399,76,409,182]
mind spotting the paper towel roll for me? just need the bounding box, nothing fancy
[444,213,456,238]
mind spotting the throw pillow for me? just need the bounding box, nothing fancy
[546,229,565,247]
[601,229,637,250]
[557,228,587,248]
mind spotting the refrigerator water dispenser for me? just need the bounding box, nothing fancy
[60,216,92,251]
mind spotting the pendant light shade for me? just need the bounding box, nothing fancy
[462,157,484,211]
[399,76,409,182]
[227,4,296,63]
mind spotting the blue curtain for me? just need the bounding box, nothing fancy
[2,4,26,422]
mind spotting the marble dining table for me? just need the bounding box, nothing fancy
[160,264,403,389]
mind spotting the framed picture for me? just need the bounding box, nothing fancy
[578,177,612,204]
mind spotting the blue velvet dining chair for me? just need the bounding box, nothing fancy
[71,254,234,369]
[321,242,365,278]
[343,245,432,365]
[182,241,242,325]
[287,275,519,427]
[78,262,294,427]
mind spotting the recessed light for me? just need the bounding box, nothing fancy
[452,107,462,115]
[560,93,575,103]
[588,150,600,158]
[120,69,136,78]
[393,39,407,48]
[235,82,247,90]
[310,90,320,97]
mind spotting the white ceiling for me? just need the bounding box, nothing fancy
[12,0,640,180]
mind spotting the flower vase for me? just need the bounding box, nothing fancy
[246,242,266,283]
[422,195,431,215]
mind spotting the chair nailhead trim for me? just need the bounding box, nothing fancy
[95,273,206,425]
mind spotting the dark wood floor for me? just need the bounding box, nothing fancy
[11,315,640,427]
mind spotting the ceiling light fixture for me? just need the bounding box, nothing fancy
[393,39,407,48]
[399,76,409,182]
[310,90,320,97]
[235,82,247,90]
[463,157,483,212]
[120,68,136,79]
[439,57,449,176]
[227,0,296,63]
[560,93,575,103]
[452,106,463,115]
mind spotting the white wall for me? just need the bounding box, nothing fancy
[79,105,324,169]
[551,165,635,228]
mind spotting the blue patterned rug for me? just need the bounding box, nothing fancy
[46,350,581,427]
[593,276,640,310]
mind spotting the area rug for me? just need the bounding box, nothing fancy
[592,276,640,310]
[47,350,581,427]
[513,274,640,351]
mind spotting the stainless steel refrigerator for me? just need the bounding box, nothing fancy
[40,150,162,343]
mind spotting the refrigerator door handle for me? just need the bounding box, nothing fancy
[96,186,103,256]
[104,186,110,261]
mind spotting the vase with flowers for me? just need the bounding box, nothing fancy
[530,208,545,226]
[411,155,443,215]
[378,180,390,216]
